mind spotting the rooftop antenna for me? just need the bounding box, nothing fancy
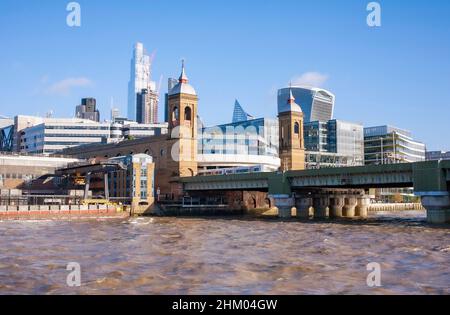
[157,74,163,94]
[149,50,157,65]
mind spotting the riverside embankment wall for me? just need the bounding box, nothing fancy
[0,205,129,220]
[368,203,424,212]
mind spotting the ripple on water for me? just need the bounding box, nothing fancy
[0,214,449,295]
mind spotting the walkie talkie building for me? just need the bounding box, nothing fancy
[277,86,335,123]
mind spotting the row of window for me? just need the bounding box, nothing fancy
[0,174,35,180]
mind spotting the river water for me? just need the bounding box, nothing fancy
[0,211,449,295]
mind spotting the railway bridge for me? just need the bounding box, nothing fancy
[180,160,450,224]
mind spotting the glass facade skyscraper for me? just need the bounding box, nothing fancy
[127,42,157,122]
[75,98,100,122]
[232,100,253,123]
[136,88,159,124]
[278,86,335,123]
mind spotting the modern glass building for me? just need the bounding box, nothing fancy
[0,117,14,152]
[14,116,168,155]
[127,42,157,121]
[278,86,335,123]
[304,119,364,168]
[136,88,159,124]
[426,151,450,161]
[198,118,280,172]
[75,98,100,122]
[232,100,253,123]
[164,78,179,123]
[364,125,426,165]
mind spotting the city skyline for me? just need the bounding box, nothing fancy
[1,0,450,150]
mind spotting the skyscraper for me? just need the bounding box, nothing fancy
[76,98,100,122]
[277,86,335,123]
[110,107,120,122]
[136,88,159,124]
[232,100,254,123]
[127,42,158,121]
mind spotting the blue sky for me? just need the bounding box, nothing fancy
[1,0,449,150]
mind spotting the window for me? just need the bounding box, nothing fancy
[172,107,179,121]
[184,107,192,121]
[294,122,300,135]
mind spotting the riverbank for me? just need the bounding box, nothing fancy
[0,205,129,221]
[0,203,425,221]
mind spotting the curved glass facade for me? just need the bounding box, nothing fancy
[278,87,335,123]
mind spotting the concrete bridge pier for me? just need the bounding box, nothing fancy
[295,197,312,219]
[329,196,345,218]
[313,196,330,219]
[271,195,295,219]
[343,196,357,218]
[420,193,450,224]
[356,196,370,218]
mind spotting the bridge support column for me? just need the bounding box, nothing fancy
[356,196,370,218]
[313,196,329,219]
[343,196,357,218]
[329,196,345,218]
[420,193,450,224]
[271,195,294,219]
[295,197,312,219]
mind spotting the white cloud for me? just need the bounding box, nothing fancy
[291,72,329,88]
[45,77,93,96]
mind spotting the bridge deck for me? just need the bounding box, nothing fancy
[181,160,450,194]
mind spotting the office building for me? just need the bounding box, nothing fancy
[364,125,426,165]
[111,107,120,122]
[426,151,450,161]
[136,88,159,124]
[164,78,179,122]
[199,118,280,172]
[0,117,14,152]
[11,115,168,155]
[278,86,335,123]
[0,153,80,189]
[75,98,100,122]
[127,42,157,121]
[18,118,113,155]
[108,154,155,208]
[122,122,168,139]
[304,119,364,169]
[232,100,254,123]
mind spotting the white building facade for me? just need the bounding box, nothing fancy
[15,116,168,155]
[127,42,158,122]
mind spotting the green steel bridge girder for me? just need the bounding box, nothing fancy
[181,160,450,195]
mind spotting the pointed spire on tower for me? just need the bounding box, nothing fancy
[287,83,296,104]
[179,59,188,84]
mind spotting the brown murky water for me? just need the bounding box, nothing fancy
[0,211,449,295]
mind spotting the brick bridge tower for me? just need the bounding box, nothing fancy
[278,87,305,171]
[167,60,198,179]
